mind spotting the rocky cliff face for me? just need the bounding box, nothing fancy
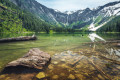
[10,0,120,31]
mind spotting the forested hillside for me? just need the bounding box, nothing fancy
[0,0,54,33]
[0,0,76,33]
[97,16,120,32]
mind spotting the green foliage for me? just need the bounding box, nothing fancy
[0,8,26,33]
[0,0,77,33]
[97,16,120,32]
[0,0,54,33]
[69,21,85,28]
[0,0,91,33]
[94,16,102,24]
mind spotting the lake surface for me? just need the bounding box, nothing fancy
[0,33,120,80]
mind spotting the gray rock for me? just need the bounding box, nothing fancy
[6,48,51,69]
[117,43,120,47]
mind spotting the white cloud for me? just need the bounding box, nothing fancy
[36,0,118,11]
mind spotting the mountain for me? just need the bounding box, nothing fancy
[0,0,54,33]
[88,1,120,31]
[6,0,120,31]
[97,15,120,32]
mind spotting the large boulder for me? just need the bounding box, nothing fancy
[6,48,51,69]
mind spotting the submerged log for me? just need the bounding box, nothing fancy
[5,48,51,69]
[0,35,37,43]
[99,55,120,65]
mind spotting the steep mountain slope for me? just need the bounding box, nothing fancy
[10,0,68,25]
[88,1,120,31]
[9,0,120,31]
[0,0,54,33]
[97,15,120,32]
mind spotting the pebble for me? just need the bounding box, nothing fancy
[52,75,59,79]
[117,66,120,69]
[98,74,104,80]
[53,61,58,65]
[76,65,81,68]
[36,72,46,79]
[75,74,83,79]
[0,75,5,79]
[48,65,54,70]
[61,59,66,62]
[117,43,120,46]
[60,73,65,76]
[68,74,75,80]
[61,64,69,68]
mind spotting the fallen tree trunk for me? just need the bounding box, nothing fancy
[5,48,51,69]
[99,55,120,65]
[0,35,37,43]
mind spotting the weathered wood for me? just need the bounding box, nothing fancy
[99,55,120,65]
[87,59,112,80]
[5,48,51,69]
[83,40,120,44]
[0,35,37,43]
[70,56,83,67]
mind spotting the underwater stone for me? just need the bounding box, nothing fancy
[61,59,66,62]
[52,75,59,79]
[75,74,84,79]
[76,65,81,68]
[60,73,65,76]
[48,65,54,70]
[68,74,75,80]
[117,43,120,47]
[0,75,6,79]
[36,72,46,79]
[53,61,58,65]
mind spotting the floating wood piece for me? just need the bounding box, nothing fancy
[5,48,51,69]
[0,35,37,43]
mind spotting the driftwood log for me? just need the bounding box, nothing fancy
[6,48,51,69]
[0,35,37,43]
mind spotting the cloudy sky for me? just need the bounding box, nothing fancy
[36,0,117,11]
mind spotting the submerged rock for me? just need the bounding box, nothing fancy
[0,75,6,79]
[60,73,65,76]
[53,61,58,65]
[48,65,54,70]
[5,48,51,69]
[36,72,46,79]
[52,75,59,79]
[68,74,75,80]
[117,43,120,47]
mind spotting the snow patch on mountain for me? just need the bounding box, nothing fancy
[114,8,120,15]
[54,9,61,13]
[88,22,106,31]
[99,3,120,16]
[88,17,113,31]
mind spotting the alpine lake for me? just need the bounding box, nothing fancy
[0,33,120,80]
